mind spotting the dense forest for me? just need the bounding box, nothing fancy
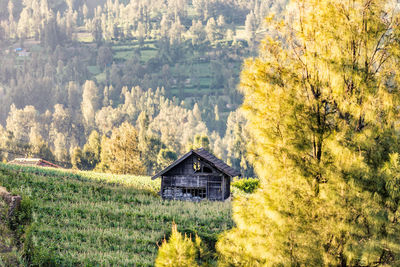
[157,0,400,266]
[2,0,400,266]
[0,0,287,175]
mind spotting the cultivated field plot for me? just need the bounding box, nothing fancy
[0,164,233,266]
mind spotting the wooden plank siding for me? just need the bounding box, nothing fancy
[153,148,239,201]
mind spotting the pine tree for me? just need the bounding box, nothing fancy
[82,130,101,170]
[244,11,257,50]
[155,224,202,267]
[98,122,145,175]
[96,135,111,172]
[205,17,217,43]
[157,148,177,171]
[137,111,163,174]
[29,126,54,161]
[70,146,84,170]
[186,134,211,152]
[81,80,100,133]
[53,131,69,163]
[217,0,400,265]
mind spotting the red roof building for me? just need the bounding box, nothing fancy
[8,158,61,168]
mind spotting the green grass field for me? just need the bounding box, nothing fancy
[140,50,157,62]
[87,65,101,75]
[0,198,22,266]
[76,31,93,43]
[0,164,233,266]
[112,45,138,51]
[114,50,136,61]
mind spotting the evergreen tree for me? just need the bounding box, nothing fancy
[157,148,177,170]
[189,20,206,46]
[6,104,39,144]
[71,146,84,170]
[92,17,103,45]
[205,17,217,43]
[81,80,100,133]
[217,0,400,265]
[96,46,113,70]
[96,135,111,172]
[98,122,145,175]
[137,111,163,174]
[186,134,211,152]
[29,126,54,161]
[224,110,253,177]
[53,131,69,163]
[82,130,101,170]
[155,223,198,267]
[244,11,257,50]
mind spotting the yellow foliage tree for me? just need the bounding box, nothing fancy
[155,224,198,267]
[217,0,400,265]
[98,122,145,175]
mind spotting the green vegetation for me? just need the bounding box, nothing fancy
[216,0,400,265]
[96,122,145,175]
[114,50,137,61]
[76,32,93,43]
[87,65,101,75]
[155,223,211,267]
[0,189,31,266]
[0,0,269,178]
[140,50,158,63]
[0,163,233,266]
[231,178,259,194]
[0,198,22,266]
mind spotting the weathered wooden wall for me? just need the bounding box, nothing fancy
[160,154,230,201]
[163,175,208,188]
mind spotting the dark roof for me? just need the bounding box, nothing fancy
[152,148,241,179]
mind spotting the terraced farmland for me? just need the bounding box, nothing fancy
[0,164,233,266]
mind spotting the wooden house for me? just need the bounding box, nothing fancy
[152,148,240,201]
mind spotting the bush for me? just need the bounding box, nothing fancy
[0,193,32,266]
[155,223,198,267]
[9,197,33,236]
[155,223,212,267]
[231,178,259,194]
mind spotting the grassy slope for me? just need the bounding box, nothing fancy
[0,198,20,266]
[0,164,233,266]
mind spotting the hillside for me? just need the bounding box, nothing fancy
[0,0,290,179]
[0,197,22,266]
[0,163,233,266]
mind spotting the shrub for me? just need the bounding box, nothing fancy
[231,178,259,194]
[155,223,213,267]
[155,223,198,267]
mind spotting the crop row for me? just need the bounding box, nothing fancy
[0,164,233,266]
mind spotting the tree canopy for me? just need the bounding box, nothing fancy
[99,122,145,175]
[217,0,400,265]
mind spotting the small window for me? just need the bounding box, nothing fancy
[203,166,213,173]
[193,158,201,172]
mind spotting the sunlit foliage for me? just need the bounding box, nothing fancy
[0,163,232,266]
[217,0,400,265]
[98,122,145,175]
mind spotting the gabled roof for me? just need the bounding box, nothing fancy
[152,148,241,179]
